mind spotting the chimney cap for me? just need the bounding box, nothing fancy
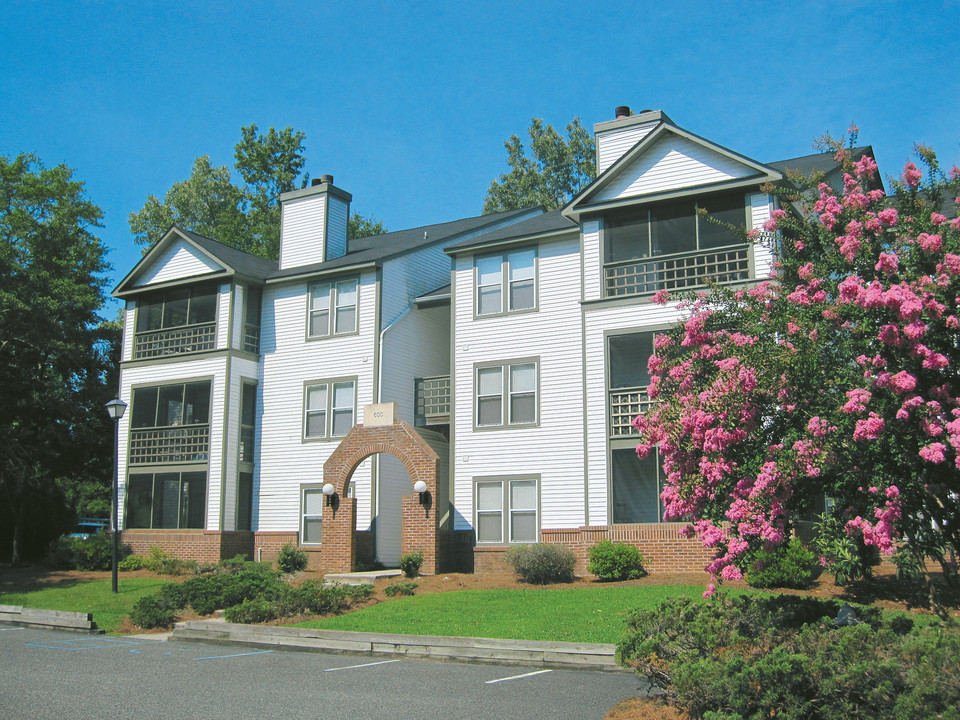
[311,178,322,187]
[615,105,631,119]
[320,174,334,184]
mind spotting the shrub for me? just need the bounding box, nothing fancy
[142,546,193,576]
[384,581,418,597]
[616,592,945,720]
[505,543,575,584]
[746,538,820,589]
[344,583,374,602]
[130,594,178,629]
[399,551,424,578]
[277,543,308,574]
[587,540,646,581]
[43,534,130,571]
[180,566,283,615]
[223,598,277,624]
[118,554,146,571]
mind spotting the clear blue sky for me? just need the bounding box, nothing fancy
[2,0,957,315]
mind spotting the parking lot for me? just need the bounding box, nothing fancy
[0,627,648,719]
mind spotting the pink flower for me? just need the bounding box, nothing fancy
[651,289,671,305]
[890,371,917,394]
[878,208,899,226]
[875,253,899,275]
[918,233,943,253]
[842,388,872,413]
[720,565,743,581]
[902,161,922,188]
[931,212,947,226]
[703,583,717,599]
[854,155,878,179]
[853,413,885,440]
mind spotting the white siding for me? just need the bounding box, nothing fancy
[595,135,755,203]
[216,283,231,349]
[117,356,228,531]
[122,301,136,363]
[280,194,327,271]
[326,196,349,261]
[137,239,223,285]
[750,193,776,278]
[451,233,585,533]
[256,270,378,533]
[231,284,244,351]
[596,123,657,174]
[379,305,449,422]
[376,453,411,565]
[581,219,602,302]
[582,302,689,526]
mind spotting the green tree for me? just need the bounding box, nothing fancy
[0,154,115,563]
[483,117,596,214]
[130,124,387,258]
[129,124,309,259]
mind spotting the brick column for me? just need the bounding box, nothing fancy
[320,496,356,572]
[401,493,439,575]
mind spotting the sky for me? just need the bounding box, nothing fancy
[2,0,958,316]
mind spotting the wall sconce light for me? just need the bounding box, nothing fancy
[322,482,339,509]
[413,480,430,506]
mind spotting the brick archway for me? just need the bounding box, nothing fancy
[320,420,440,574]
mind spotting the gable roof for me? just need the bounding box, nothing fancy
[564,121,785,221]
[267,207,538,283]
[113,226,277,298]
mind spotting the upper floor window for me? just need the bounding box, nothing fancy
[308,278,358,338]
[304,379,356,440]
[476,360,538,429]
[475,248,536,316]
[131,382,211,429]
[603,193,749,297]
[239,382,256,464]
[134,284,218,358]
[607,331,659,437]
[243,285,261,354]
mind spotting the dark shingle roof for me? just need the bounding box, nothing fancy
[767,146,874,180]
[443,210,577,254]
[176,228,278,279]
[268,207,536,280]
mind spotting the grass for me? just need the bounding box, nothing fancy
[0,577,169,634]
[292,584,760,644]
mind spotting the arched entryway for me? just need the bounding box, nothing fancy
[320,419,440,574]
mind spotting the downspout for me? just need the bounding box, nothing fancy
[377,306,413,404]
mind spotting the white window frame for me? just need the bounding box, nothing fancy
[307,277,358,338]
[474,476,539,545]
[474,247,537,317]
[300,484,325,545]
[303,378,356,441]
[474,359,538,430]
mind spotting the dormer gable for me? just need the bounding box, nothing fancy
[113,227,229,296]
[565,118,783,222]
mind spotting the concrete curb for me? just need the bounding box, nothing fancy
[171,619,624,671]
[0,604,101,633]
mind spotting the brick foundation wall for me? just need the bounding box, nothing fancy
[540,524,713,576]
[121,530,254,563]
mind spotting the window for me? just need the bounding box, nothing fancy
[125,471,206,529]
[475,477,538,544]
[243,285,261,353]
[308,278,358,337]
[304,379,356,440]
[611,448,664,523]
[136,285,218,332]
[237,472,253,532]
[475,248,536,316]
[607,330,664,436]
[301,486,325,544]
[476,361,537,428]
[131,382,210,429]
[239,383,256,464]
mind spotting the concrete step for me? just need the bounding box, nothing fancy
[324,569,402,586]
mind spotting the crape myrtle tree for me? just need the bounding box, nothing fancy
[130,124,385,259]
[635,134,960,596]
[0,154,116,563]
[483,117,596,213]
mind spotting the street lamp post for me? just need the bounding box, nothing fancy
[105,398,127,594]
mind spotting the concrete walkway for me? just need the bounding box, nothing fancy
[170,618,623,671]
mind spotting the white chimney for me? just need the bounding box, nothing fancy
[278,175,352,270]
[594,107,673,175]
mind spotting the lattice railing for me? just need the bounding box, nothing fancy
[604,243,750,297]
[609,387,657,436]
[415,375,451,425]
[243,324,260,354]
[129,425,210,465]
[133,323,216,359]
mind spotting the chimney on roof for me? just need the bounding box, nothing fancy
[593,107,674,174]
[279,173,352,269]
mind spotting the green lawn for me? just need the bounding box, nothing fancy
[292,584,753,644]
[0,577,169,634]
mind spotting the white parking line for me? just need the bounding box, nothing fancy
[324,659,402,672]
[193,650,274,661]
[486,669,553,684]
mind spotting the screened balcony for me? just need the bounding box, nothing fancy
[134,322,217,359]
[604,242,750,297]
[415,375,451,426]
[609,387,655,436]
[129,425,210,465]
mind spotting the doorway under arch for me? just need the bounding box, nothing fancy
[320,420,441,574]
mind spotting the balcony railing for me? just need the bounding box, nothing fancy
[243,324,260,354]
[604,243,750,298]
[129,425,210,465]
[134,323,216,359]
[609,387,656,436]
[415,375,451,426]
